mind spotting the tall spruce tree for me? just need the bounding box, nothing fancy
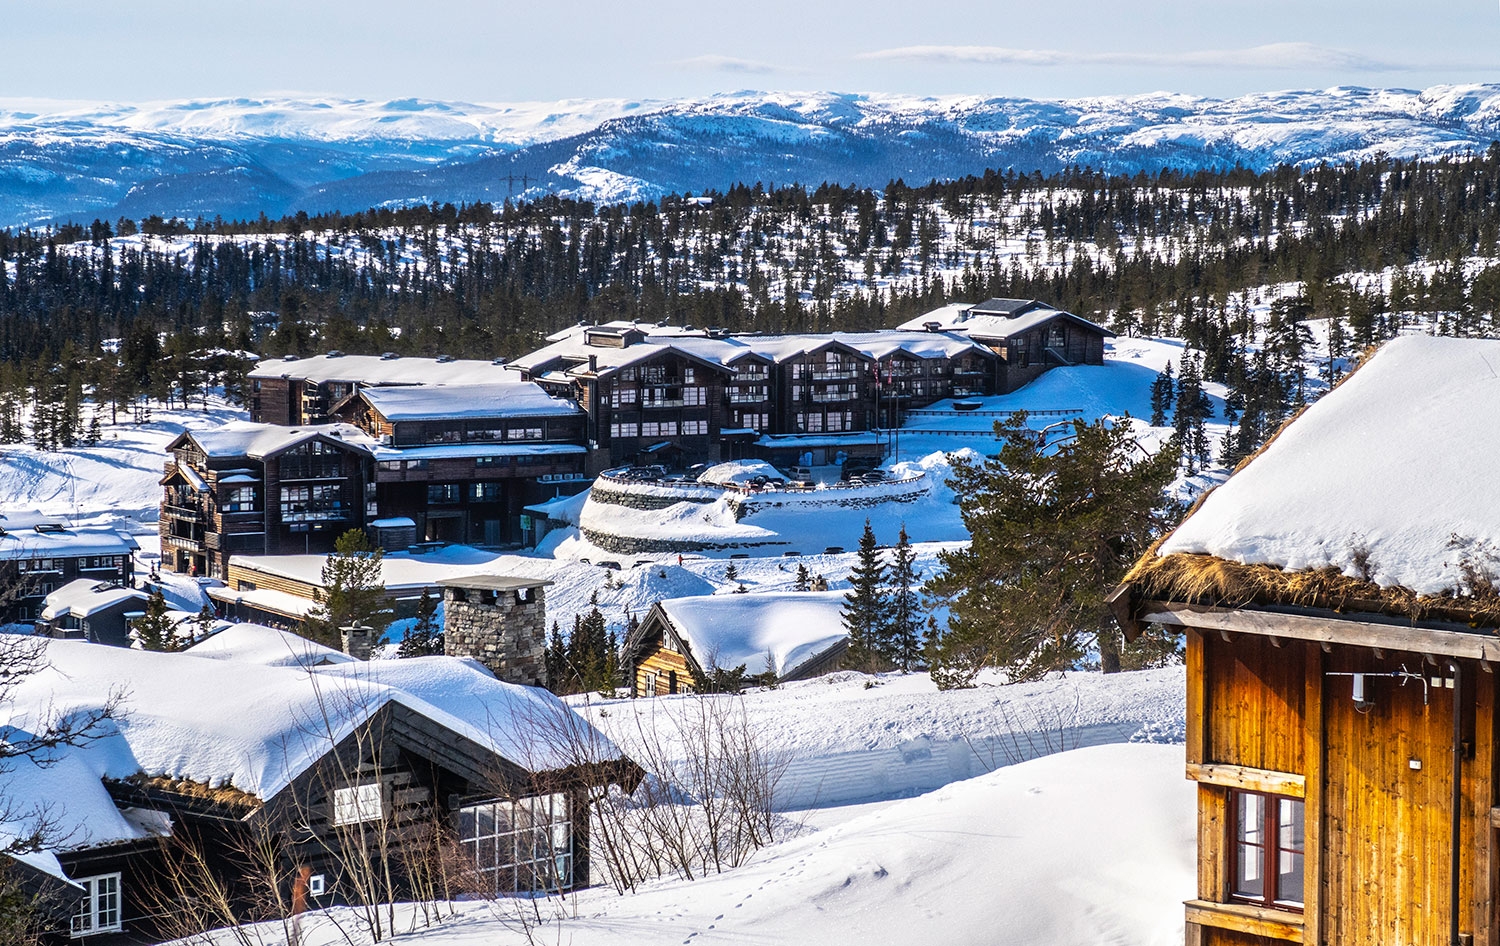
[842,519,890,672]
[131,589,177,652]
[301,529,390,651]
[887,524,922,672]
[925,414,1181,687]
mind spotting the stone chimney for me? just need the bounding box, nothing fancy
[440,576,551,687]
[342,624,374,660]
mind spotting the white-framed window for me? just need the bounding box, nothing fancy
[683,386,706,406]
[609,422,639,439]
[332,783,384,826]
[642,422,660,437]
[458,793,572,893]
[71,873,122,938]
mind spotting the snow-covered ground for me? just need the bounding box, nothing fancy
[574,666,1185,809]
[181,664,1192,946]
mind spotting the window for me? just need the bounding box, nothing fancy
[221,485,257,513]
[683,386,706,406]
[476,456,510,468]
[71,873,122,937]
[377,460,402,472]
[610,422,639,439]
[506,427,543,441]
[610,387,639,408]
[332,783,384,826]
[458,793,572,894]
[1232,791,1304,908]
[405,459,428,471]
[427,484,460,504]
[683,420,708,436]
[471,482,501,502]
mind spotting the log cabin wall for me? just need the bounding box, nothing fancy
[1185,626,1498,946]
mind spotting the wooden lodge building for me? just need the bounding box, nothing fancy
[160,423,377,579]
[5,630,639,943]
[0,516,138,625]
[332,382,588,546]
[897,297,1111,393]
[1111,335,1500,946]
[247,352,517,426]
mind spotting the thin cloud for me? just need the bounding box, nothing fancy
[672,55,796,75]
[858,42,1442,72]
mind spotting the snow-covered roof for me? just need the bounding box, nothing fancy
[248,353,514,386]
[755,432,884,449]
[230,544,553,593]
[185,623,355,668]
[0,636,630,854]
[0,525,137,562]
[184,420,376,459]
[206,585,318,619]
[1157,335,1500,596]
[360,382,581,421]
[649,590,850,677]
[894,300,1111,342]
[40,579,147,621]
[832,331,992,361]
[523,489,590,526]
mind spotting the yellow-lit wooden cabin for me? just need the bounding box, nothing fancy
[1115,335,1500,946]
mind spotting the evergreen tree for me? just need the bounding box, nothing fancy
[887,524,922,671]
[396,586,444,657]
[842,519,890,671]
[131,589,177,652]
[193,603,216,646]
[1148,361,1175,427]
[544,620,567,693]
[301,529,390,651]
[794,562,811,591]
[1173,353,1214,472]
[925,414,1181,687]
[724,561,738,582]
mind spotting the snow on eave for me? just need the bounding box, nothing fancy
[1149,335,1500,599]
[649,591,851,677]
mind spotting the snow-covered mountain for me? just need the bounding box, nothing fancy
[5,84,1500,227]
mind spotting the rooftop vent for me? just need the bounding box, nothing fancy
[33,522,66,534]
[923,321,942,333]
[380,352,400,361]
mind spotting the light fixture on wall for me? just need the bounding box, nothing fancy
[1327,665,1429,712]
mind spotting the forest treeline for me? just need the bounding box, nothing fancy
[2,145,1500,453]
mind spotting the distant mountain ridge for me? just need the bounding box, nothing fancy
[4,85,1500,228]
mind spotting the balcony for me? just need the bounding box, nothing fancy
[805,369,860,381]
[280,502,349,523]
[163,502,203,519]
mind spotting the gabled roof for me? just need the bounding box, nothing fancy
[1136,336,1500,600]
[0,634,632,854]
[895,300,1113,342]
[0,524,137,562]
[175,421,376,460]
[626,590,850,679]
[40,580,148,621]
[359,382,581,422]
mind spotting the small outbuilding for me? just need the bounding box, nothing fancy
[37,580,150,646]
[623,590,851,696]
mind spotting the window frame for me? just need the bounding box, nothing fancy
[332,783,384,827]
[1228,789,1305,911]
[70,872,122,938]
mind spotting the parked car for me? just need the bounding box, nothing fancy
[787,466,815,487]
[597,560,622,570]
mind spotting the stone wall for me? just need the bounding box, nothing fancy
[443,585,548,687]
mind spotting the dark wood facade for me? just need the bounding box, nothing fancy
[0,527,136,626]
[972,310,1111,394]
[51,701,640,944]
[159,431,374,579]
[335,395,589,547]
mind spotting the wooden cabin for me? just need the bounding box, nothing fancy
[1112,335,1500,946]
[3,631,639,943]
[623,590,851,695]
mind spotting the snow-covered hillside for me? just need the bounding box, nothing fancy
[5,83,1500,225]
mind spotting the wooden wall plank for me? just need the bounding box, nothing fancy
[1303,642,1323,946]
[1186,763,1305,797]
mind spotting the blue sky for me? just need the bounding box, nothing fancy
[2,0,1497,103]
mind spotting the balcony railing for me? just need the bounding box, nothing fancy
[280,502,349,523]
